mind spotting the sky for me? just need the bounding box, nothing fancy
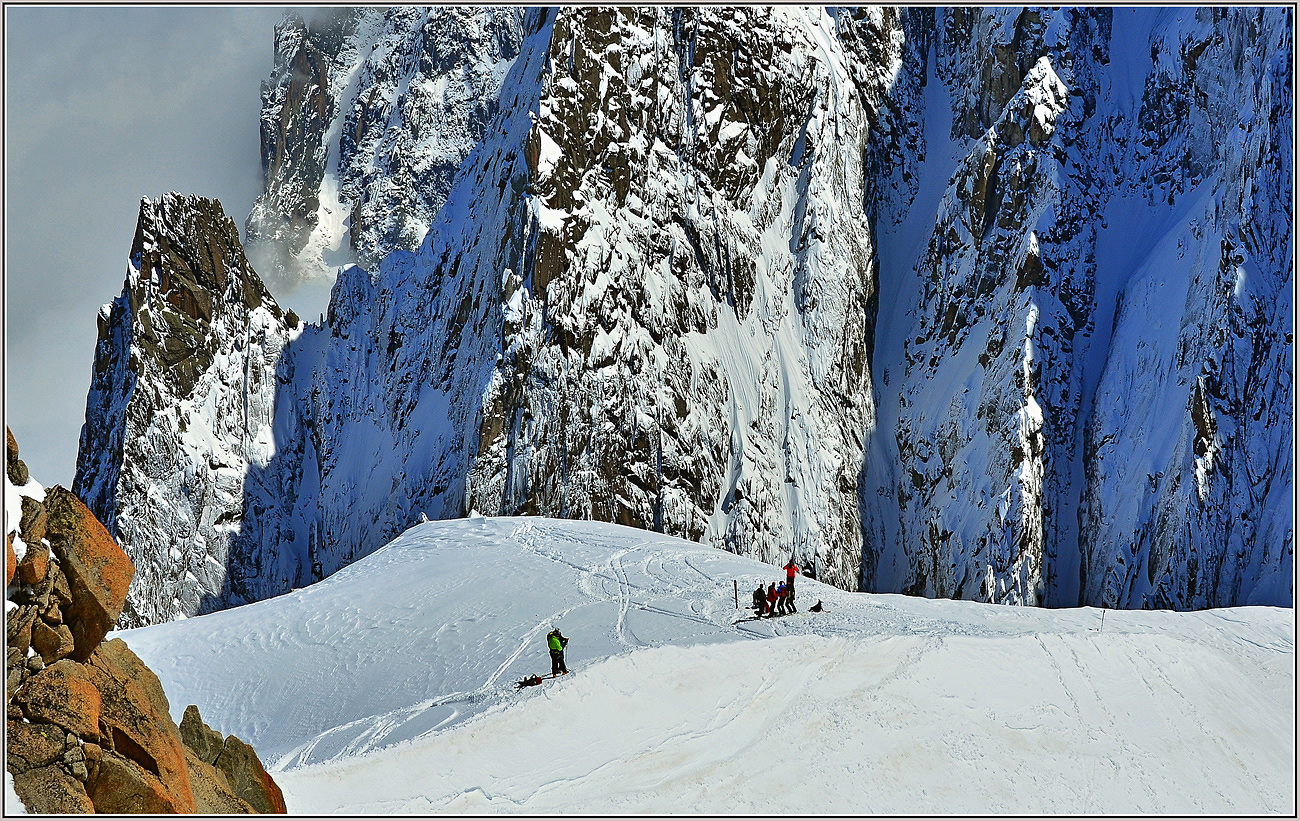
[4,6,293,487]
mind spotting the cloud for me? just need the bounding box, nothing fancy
[4,7,290,486]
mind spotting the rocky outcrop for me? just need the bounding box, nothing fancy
[6,429,30,489]
[5,429,284,813]
[180,704,286,813]
[41,488,133,660]
[73,193,297,628]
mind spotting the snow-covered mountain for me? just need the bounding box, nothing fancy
[74,194,299,628]
[116,516,1295,814]
[860,7,1294,609]
[245,7,527,284]
[74,7,1292,626]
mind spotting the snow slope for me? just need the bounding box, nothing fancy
[119,517,1294,814]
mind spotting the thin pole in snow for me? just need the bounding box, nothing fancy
[734,580,738,609]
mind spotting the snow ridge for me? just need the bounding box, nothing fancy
[118,516,1296,814]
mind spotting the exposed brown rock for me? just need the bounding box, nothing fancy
[6,603,37,652]
[5,426,17,465]
[7,456,29,487]
[176,702,285,813]
[51,564,73,607]
[17,539,49,586]
[82,741,102,783]
[179,703,225,764]
[6,428,283,814]
[31,619,76,664]
[85,638,195,813]
[41,486,134,661]
[14,660,101,740]
[214,734,287,814]
[18,496,47,549]
[5,720,67,773]
[5,533,14,587]
[87,749,180,814]
[185,746,256,814]
[180,702,285,813]
[11,762,94,813]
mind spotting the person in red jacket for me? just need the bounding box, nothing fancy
[783,559,800,612]
[765,582,778,617]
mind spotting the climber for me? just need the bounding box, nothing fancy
[766,582,778,617]
[752,584,767,617]
[783,558,799,612]
[547,628,569,676]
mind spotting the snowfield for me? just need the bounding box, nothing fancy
[119,517,1294,814]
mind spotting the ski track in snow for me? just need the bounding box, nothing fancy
[115,517,1294,814]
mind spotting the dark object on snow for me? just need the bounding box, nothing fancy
[547,628,569,675]
[516,675,545,690]
[752,585,766,616]
[809,600,823,613]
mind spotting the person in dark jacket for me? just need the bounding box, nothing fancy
[752,584,766,616]
[547,628,569,676]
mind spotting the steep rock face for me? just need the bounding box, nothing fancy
[6,430,282,814]
[461,7,885,587]
[73,193,296,627]
[244,9,381,284]
[1076,8,1294,608]
[860,7,1292,608]
[74,7,1291,619]
[862,8,1111,606]
[283,6,891,590]
[245,7,527,284]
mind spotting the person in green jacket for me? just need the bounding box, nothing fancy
[547,628,569,676]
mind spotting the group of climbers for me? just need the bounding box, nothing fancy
[751,559,801,617]
[520,556,819,691]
